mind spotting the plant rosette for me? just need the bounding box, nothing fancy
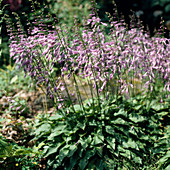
[32,95,169,169]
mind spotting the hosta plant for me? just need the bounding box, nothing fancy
[5,0,170,169]
[32,95,169,169]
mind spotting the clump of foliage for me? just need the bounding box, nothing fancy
[32,95,169,169]
[44,0,91,27]
[4,0,170,169]
[0,64,32,98]
[0,135,41,170]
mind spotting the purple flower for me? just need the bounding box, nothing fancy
[9,7,169,109]
[16,105,22,111]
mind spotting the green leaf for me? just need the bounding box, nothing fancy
[130,116,146,123]
[79,159,88,170]
[47,158,55,167]
[77,120,86,130]
[0,143,13,158]
[119,149,131,160]
[44,143,62,158]
[92,135,103,145]
[67,145,78,157]
[47,125,67,140]
[89,119,98,126]
[106,137,115,150]
[59,145,70,162]
[74,104,82,113]
[49,114,63,120]
[114,109,127,117]
[67,151,80,169]
[112,118,126,124]
[157,111,169,117]
[133,155,142,164]
[105,125,115,135]
[96,146,103,157]
[78,149,96,169]
[13,148,32,156]
[157,150,170,165]
[80,135,92,149]
[165,4,170,13]
[123,139,139,150]
[165,165,170,170]
[134,105,142,111]
[6,65,15,72]
[35,123,51,136]
[10,75,18,84]
[151,103,164,111]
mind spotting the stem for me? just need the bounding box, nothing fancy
[74,19,102,112]
[87,79,95,114]
[73,73,85,114]
[77,76,90,101]
[61,75,76,113]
